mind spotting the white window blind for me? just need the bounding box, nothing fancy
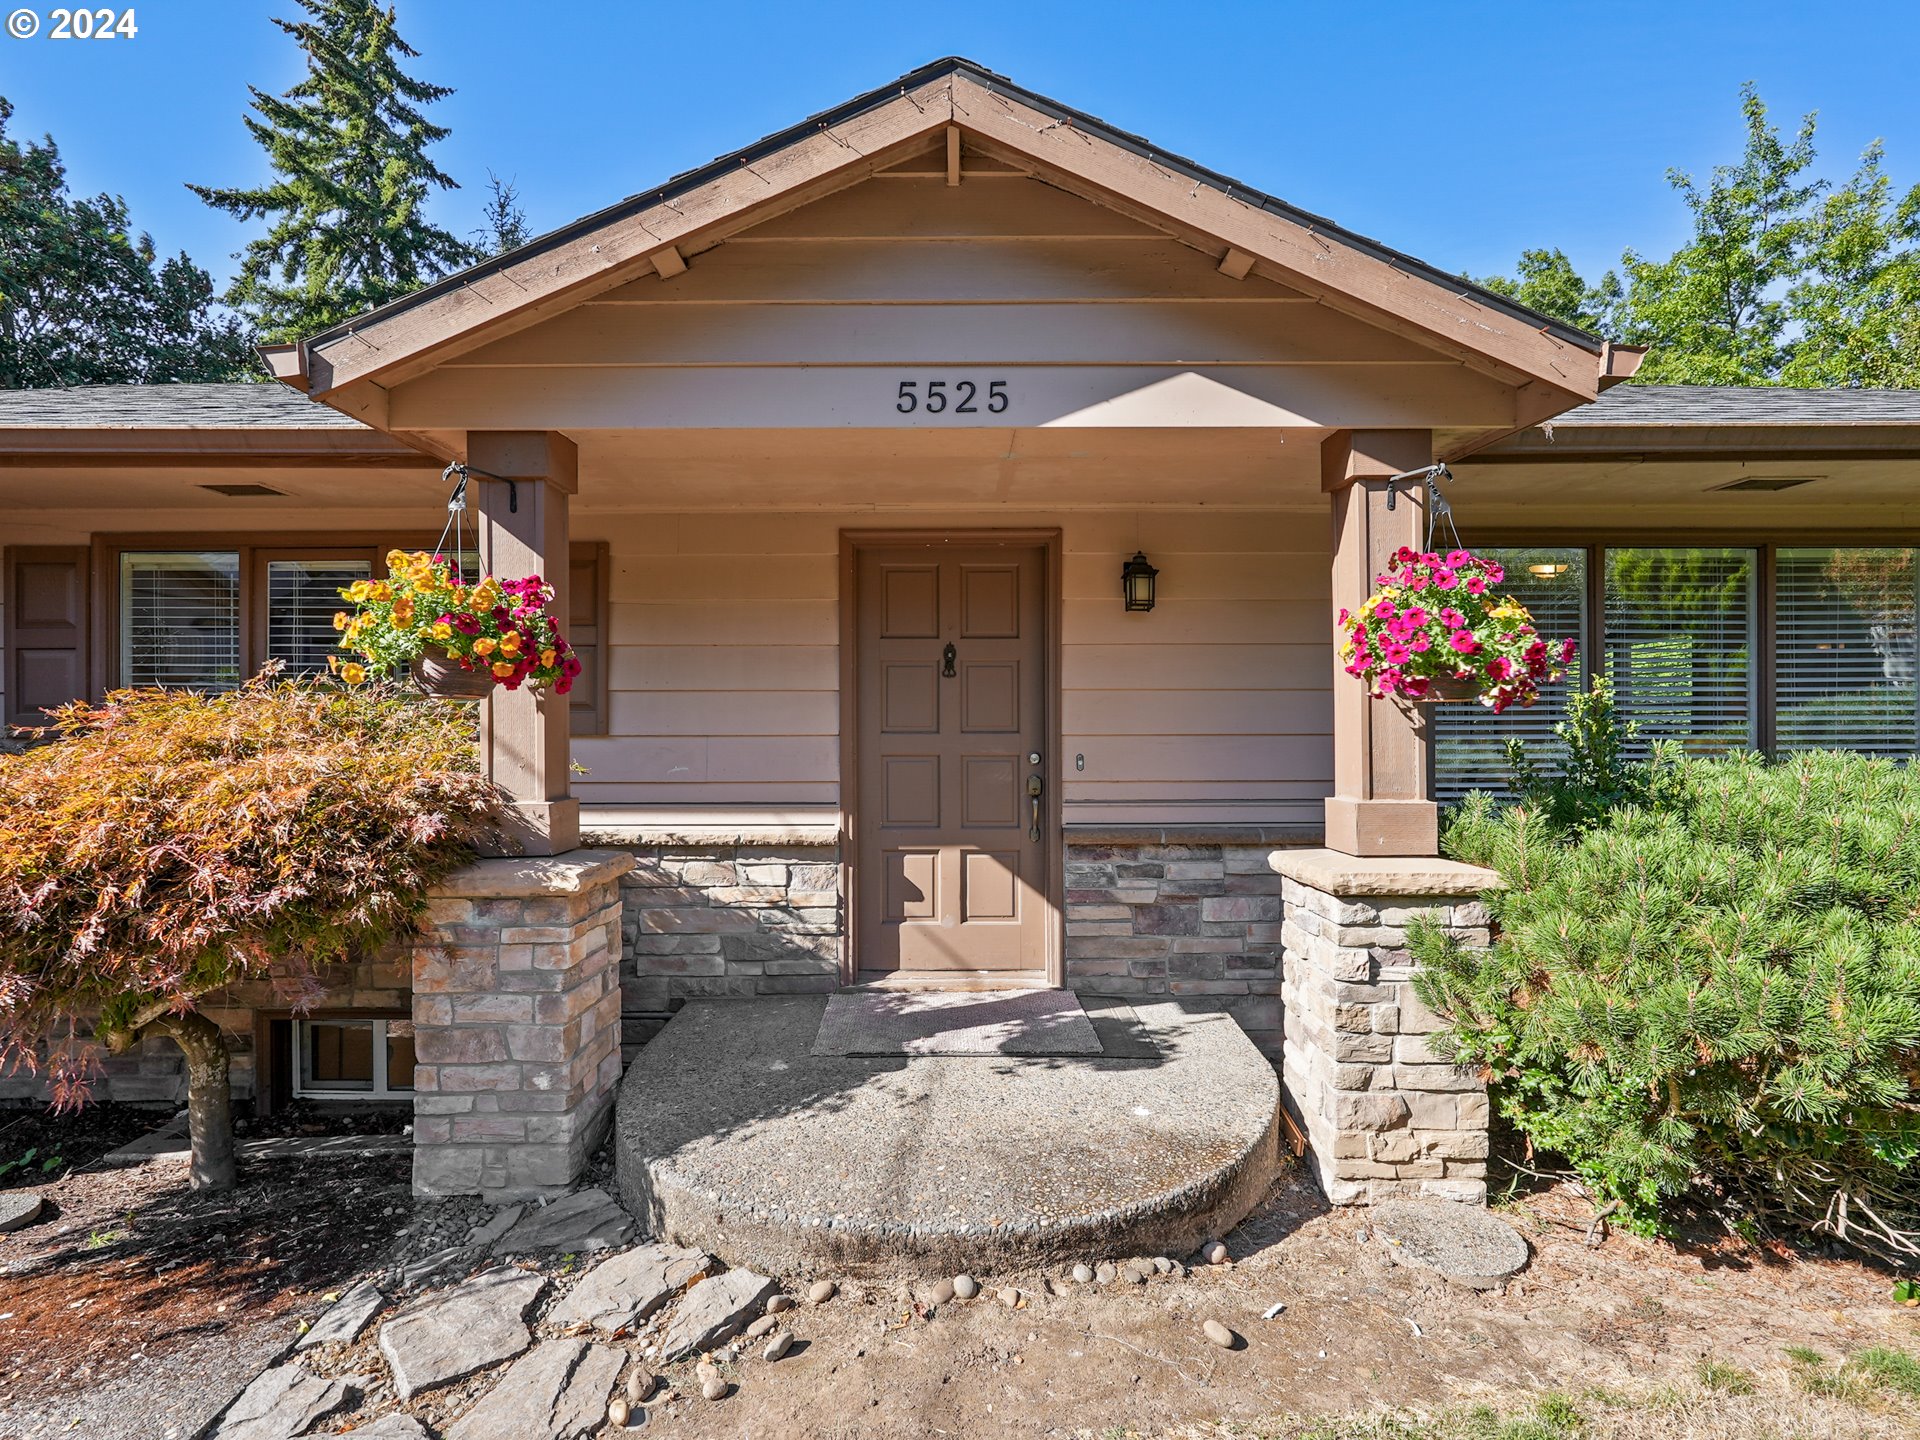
[1776,547,1919,756]
[268,560,372,677]
[1431,548,1588,802]
[1603,548,1755,759]
[120,552,240,691]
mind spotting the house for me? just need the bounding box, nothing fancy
[5,59,1917,1205]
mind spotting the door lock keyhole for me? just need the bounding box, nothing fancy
[942,642,956,678]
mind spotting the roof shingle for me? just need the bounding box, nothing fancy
[0,382,369,430]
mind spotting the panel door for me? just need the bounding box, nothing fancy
[855,543,1049,974]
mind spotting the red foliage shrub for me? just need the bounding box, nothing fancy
[0,674,501,1103]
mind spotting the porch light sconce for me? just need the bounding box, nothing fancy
[1528,562,1570,578]
[1122,551,1159,612]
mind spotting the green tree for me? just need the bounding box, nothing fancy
[1614,85,1822,384]
[191,0,477,344]
[1477,248,1618,336]
[1478,85,1920,388]
[1781,141,1920,387]
[0,98,255,388]
[473,172,530,256]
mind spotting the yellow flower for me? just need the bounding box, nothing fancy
[386,549,409,572]
[332,611,350,631]
[369,582,392,602]
[491,661,515,679]
[500,633,521,655]
[432,622,454,641]
[346,580,372,602]
[473,637,497,656]
[340,662,367,684]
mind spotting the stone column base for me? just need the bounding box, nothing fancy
[408,848,635,1198]
[1272,848,1500,1206]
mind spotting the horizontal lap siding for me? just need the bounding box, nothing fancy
[576,509,1332,824]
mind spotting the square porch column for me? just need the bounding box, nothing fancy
[1322,430,1437,858]
[470,430,580,857]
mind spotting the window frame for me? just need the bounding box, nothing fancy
[1440,530,1920,784]
[94,533,389,695]
[289,1014,416,1101]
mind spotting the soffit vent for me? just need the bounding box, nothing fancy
[1712,475,1822,493]
[200,482,287,497]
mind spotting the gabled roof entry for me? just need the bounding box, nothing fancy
[270,58,1642,410]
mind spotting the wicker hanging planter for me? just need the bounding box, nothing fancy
[1405,674,1486,705]
[411,645,495,701]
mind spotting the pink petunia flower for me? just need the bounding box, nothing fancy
[1449,629,1480,655]
[1446,549,1472,568]
[1464,576,1487,595]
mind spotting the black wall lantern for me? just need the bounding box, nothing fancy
[1121,551,1158,612]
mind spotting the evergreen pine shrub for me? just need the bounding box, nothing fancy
[1412,740,1920,1262]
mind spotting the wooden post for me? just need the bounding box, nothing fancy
[469,431,580,857]
[1322,430,1438,858]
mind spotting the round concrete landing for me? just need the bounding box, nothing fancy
[614,994,1280,1273]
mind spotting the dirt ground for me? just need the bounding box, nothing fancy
[3,1111,1920,1440]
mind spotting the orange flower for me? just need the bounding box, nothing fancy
[491,661,515,679]
[473,637,497,657]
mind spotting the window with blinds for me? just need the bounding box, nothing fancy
[268,559,372,677]
[1603,547,1756,759]
[1431,548,1589,802]
[120,552,241,690]
[1776,547,1919,756]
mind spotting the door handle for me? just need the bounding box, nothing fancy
[1027,773,1043,843]
[942,642,956,678]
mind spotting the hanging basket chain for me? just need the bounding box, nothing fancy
[429,461,523,582]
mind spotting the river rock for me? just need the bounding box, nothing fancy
[744,1314,779,1339]
[548,1242,711,1331]
[764,1329,794,1361]
[924,1278,955,1306]
[296,1279,385,1351]
[1202,1319,1238,1349]
[625,1365,656,1403]
[490,1188,633,1254]
[0,1192,45,1234]
[997,1286,1020,1308]
[952,1274,979,1300]
[1070,1264,1093,1284]
[606,1396,630,1429]
[807,1280,836,1305]
[1202,1240,1230,1265]
[1372,1199,1531,1290]
[1094,1262,1117,1285]
[446,1337,625,1440]
[210,1364,368,1440]
[378,1267,546,1399]
[766,1293,794,1313]
[656,1269,780,1361]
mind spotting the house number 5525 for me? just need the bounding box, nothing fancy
[895,379,1009,415]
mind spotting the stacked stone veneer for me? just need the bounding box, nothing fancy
[0,951,407,1109]
[1063,832,1309,1055]
[611,838,842,1053]
[1276,848,1498,1206]
[408,849,632,1198]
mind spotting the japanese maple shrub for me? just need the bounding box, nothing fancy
[1410,732,1920,1263]
[0,675,501,1190]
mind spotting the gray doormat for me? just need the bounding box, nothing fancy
[812,988,1104,1056]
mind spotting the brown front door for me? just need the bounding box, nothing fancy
[853,540,1051,977]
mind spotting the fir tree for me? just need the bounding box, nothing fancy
[191,1,478,343]
[473,172,530,256]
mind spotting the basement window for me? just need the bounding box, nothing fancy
[292,1018,416,1100]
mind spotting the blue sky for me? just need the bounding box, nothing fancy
[4,1,1916,292]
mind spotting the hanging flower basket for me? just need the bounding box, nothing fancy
[410,644,497,701]
[1337,547,1576,713]
[332,550,582,699]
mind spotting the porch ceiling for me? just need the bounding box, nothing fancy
[1449,452,1920,533]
